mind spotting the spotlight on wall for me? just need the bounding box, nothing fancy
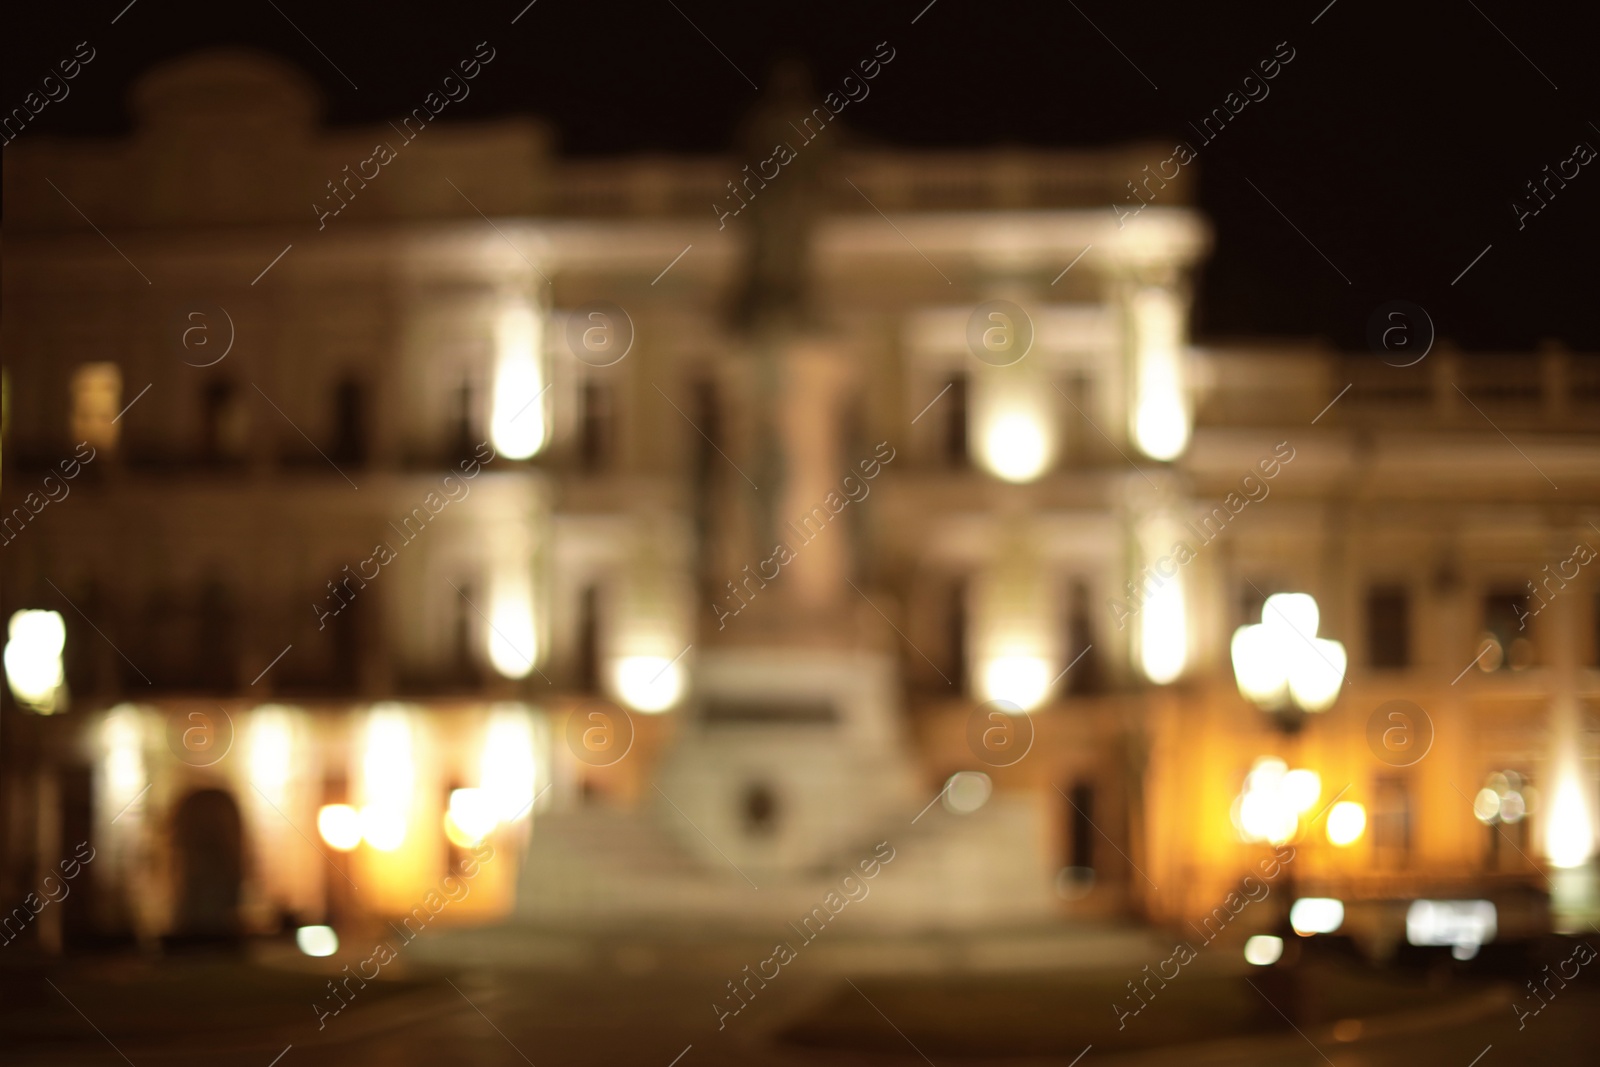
[359,805,407,852]
[1129,287,1191,462]
[359,709,414,852]
[1546,771,1594,869]
[1139,579,1187,685]
[489,299,547,459]
[978,654,1052,712]
[979,412,1050,483]
[481,708,540,822]
[612,655,685,713]
[1325,801,1366,847]
[444,788,498,847]
[317,804,362,852]
[486,582,538,679]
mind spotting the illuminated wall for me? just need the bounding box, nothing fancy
[972,531,1057,710]
[1133,510,1188,685]
[607,519,692,713]
[1127,285,1190,463]
[971,358,1056,484]
[488,291,548,460]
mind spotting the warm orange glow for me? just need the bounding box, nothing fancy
[4,610,66,712]
[360,805,408,851]
[1231,593,1346,712]
[358,707,418,857]
[612,655,685,713]
[480,708,539,821]
[489,299,547,459]
[71,362,121,454]
[445,788,498,847]
[980,413,1050,482]
[978,654,1052,711]
[317,804,362,851]
[1326,801,1366,847]
[1546,772,1594,869]
[487,569,538,680]
[1129,287,1189,461]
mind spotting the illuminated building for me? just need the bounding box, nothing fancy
[2,51,1597,951]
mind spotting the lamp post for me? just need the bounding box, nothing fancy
[1230,593,1348,854]
[1230,593,1346,733]
[1230,593,1347,1020]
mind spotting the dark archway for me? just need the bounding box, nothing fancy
[170,788,243,944]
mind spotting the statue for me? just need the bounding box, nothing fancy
[724,60,839,558]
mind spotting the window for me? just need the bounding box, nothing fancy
[943,375,969,468]
[1065,580,1103,694]
[690,377,722,478]
[1239,582,1268,631]
[451,377,477,460]
[1480,589,1533,671]
[200,380,246,463]
[1372,776,1411,867]
[71,363,121,453]
[946,578,968,691]
[331,378,368,465]
[689,375,722,603]
[1066,781,1096,871]
[195,578,237,690]
[452,580,476,681]
[578,381,612,471]
[1594,593,1600,667]
[575,584,601,691]
[1060,373,1092,464]
[1366,585,1410,669]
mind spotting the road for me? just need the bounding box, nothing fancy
[2,954,1591,1066]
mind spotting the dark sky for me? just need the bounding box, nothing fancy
[7,0,1598,351]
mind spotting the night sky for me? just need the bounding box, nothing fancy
[6,0,1597,351]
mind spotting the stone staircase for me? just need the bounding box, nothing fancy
[513,791,1058,934]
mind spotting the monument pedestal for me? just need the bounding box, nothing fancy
[654,648,917,877]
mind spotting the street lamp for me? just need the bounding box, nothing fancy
[1228,595,1348,838]
[4,609,67,713]
[1230,592,1349,986]
[1230,593,1346,731]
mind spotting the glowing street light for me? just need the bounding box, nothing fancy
[1234,757,1321,846]
[444,788,498,847]
[612,655,685,713]
[316,804,362,851]
[1326,801,1366,847]
[978,654,1052,712]
[5,609,67,713]
[1230,593,1346,726]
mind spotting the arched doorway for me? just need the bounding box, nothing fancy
[170,788,243,943]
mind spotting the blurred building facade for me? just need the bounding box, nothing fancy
[3,51,1598,954]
